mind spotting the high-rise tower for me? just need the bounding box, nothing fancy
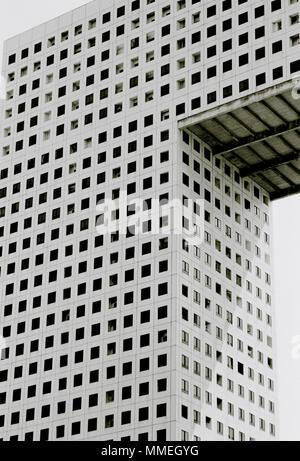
[0,0,299,441]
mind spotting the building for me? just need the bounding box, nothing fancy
[0,0,299,442]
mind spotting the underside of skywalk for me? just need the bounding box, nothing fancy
[179,80,300,201]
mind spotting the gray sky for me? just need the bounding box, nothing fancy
[1,0,299,441]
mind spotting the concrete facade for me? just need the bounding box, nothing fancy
[0,0,299,441]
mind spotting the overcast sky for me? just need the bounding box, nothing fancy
[0,0,299,441]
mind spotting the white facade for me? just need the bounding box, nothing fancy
[0,0,299,441]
